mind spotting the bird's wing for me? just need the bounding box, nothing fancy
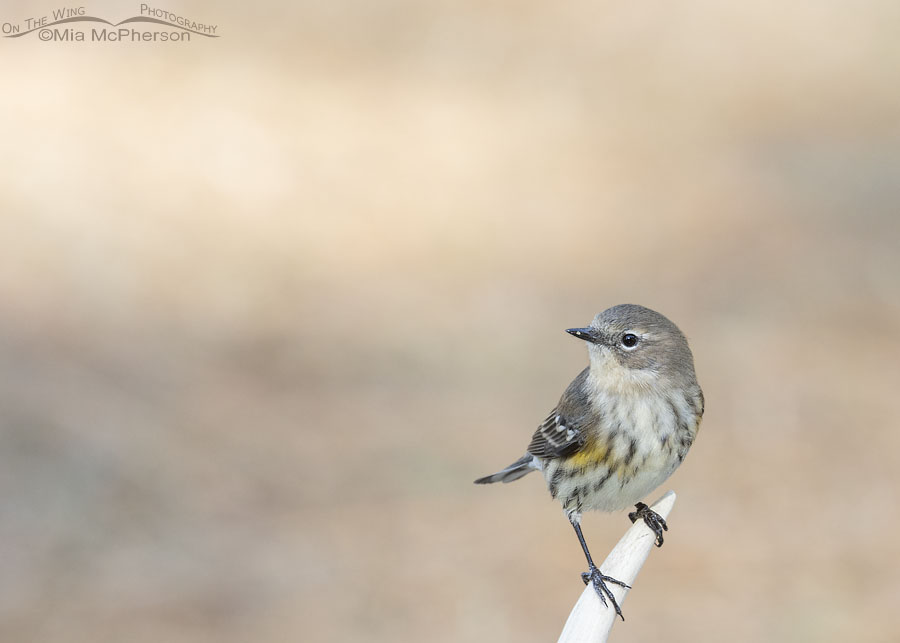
[526,367,593,459]
[527,408,586,458]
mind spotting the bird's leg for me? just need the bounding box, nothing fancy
[628,501,668,547]
[571,520,629,621]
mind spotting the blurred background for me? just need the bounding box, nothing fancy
[1,1,899,641]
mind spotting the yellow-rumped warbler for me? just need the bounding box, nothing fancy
[475,304,704,619]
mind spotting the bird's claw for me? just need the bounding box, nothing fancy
[629,502,668,547]
[581,564,629,621]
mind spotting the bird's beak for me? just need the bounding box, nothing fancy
[566,327,602,344]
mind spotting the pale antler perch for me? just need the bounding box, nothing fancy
[557,490,677,643]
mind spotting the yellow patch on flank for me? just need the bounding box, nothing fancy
[567,442,609,469]
[566,439,635,481]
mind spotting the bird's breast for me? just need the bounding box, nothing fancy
[543,389,699,515]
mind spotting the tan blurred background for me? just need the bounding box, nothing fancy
[1,1,899,641]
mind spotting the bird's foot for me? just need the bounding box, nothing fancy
[581,564,630,621]
[629,502,668,547]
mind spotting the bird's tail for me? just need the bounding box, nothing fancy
[474,454,539,484]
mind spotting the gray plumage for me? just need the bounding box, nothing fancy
[475,304,704,519]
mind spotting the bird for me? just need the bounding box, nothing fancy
[474,304,704,619]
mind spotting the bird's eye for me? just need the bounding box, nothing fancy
[621,333,639,348]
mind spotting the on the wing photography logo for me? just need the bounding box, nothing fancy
[2,4,218,42]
